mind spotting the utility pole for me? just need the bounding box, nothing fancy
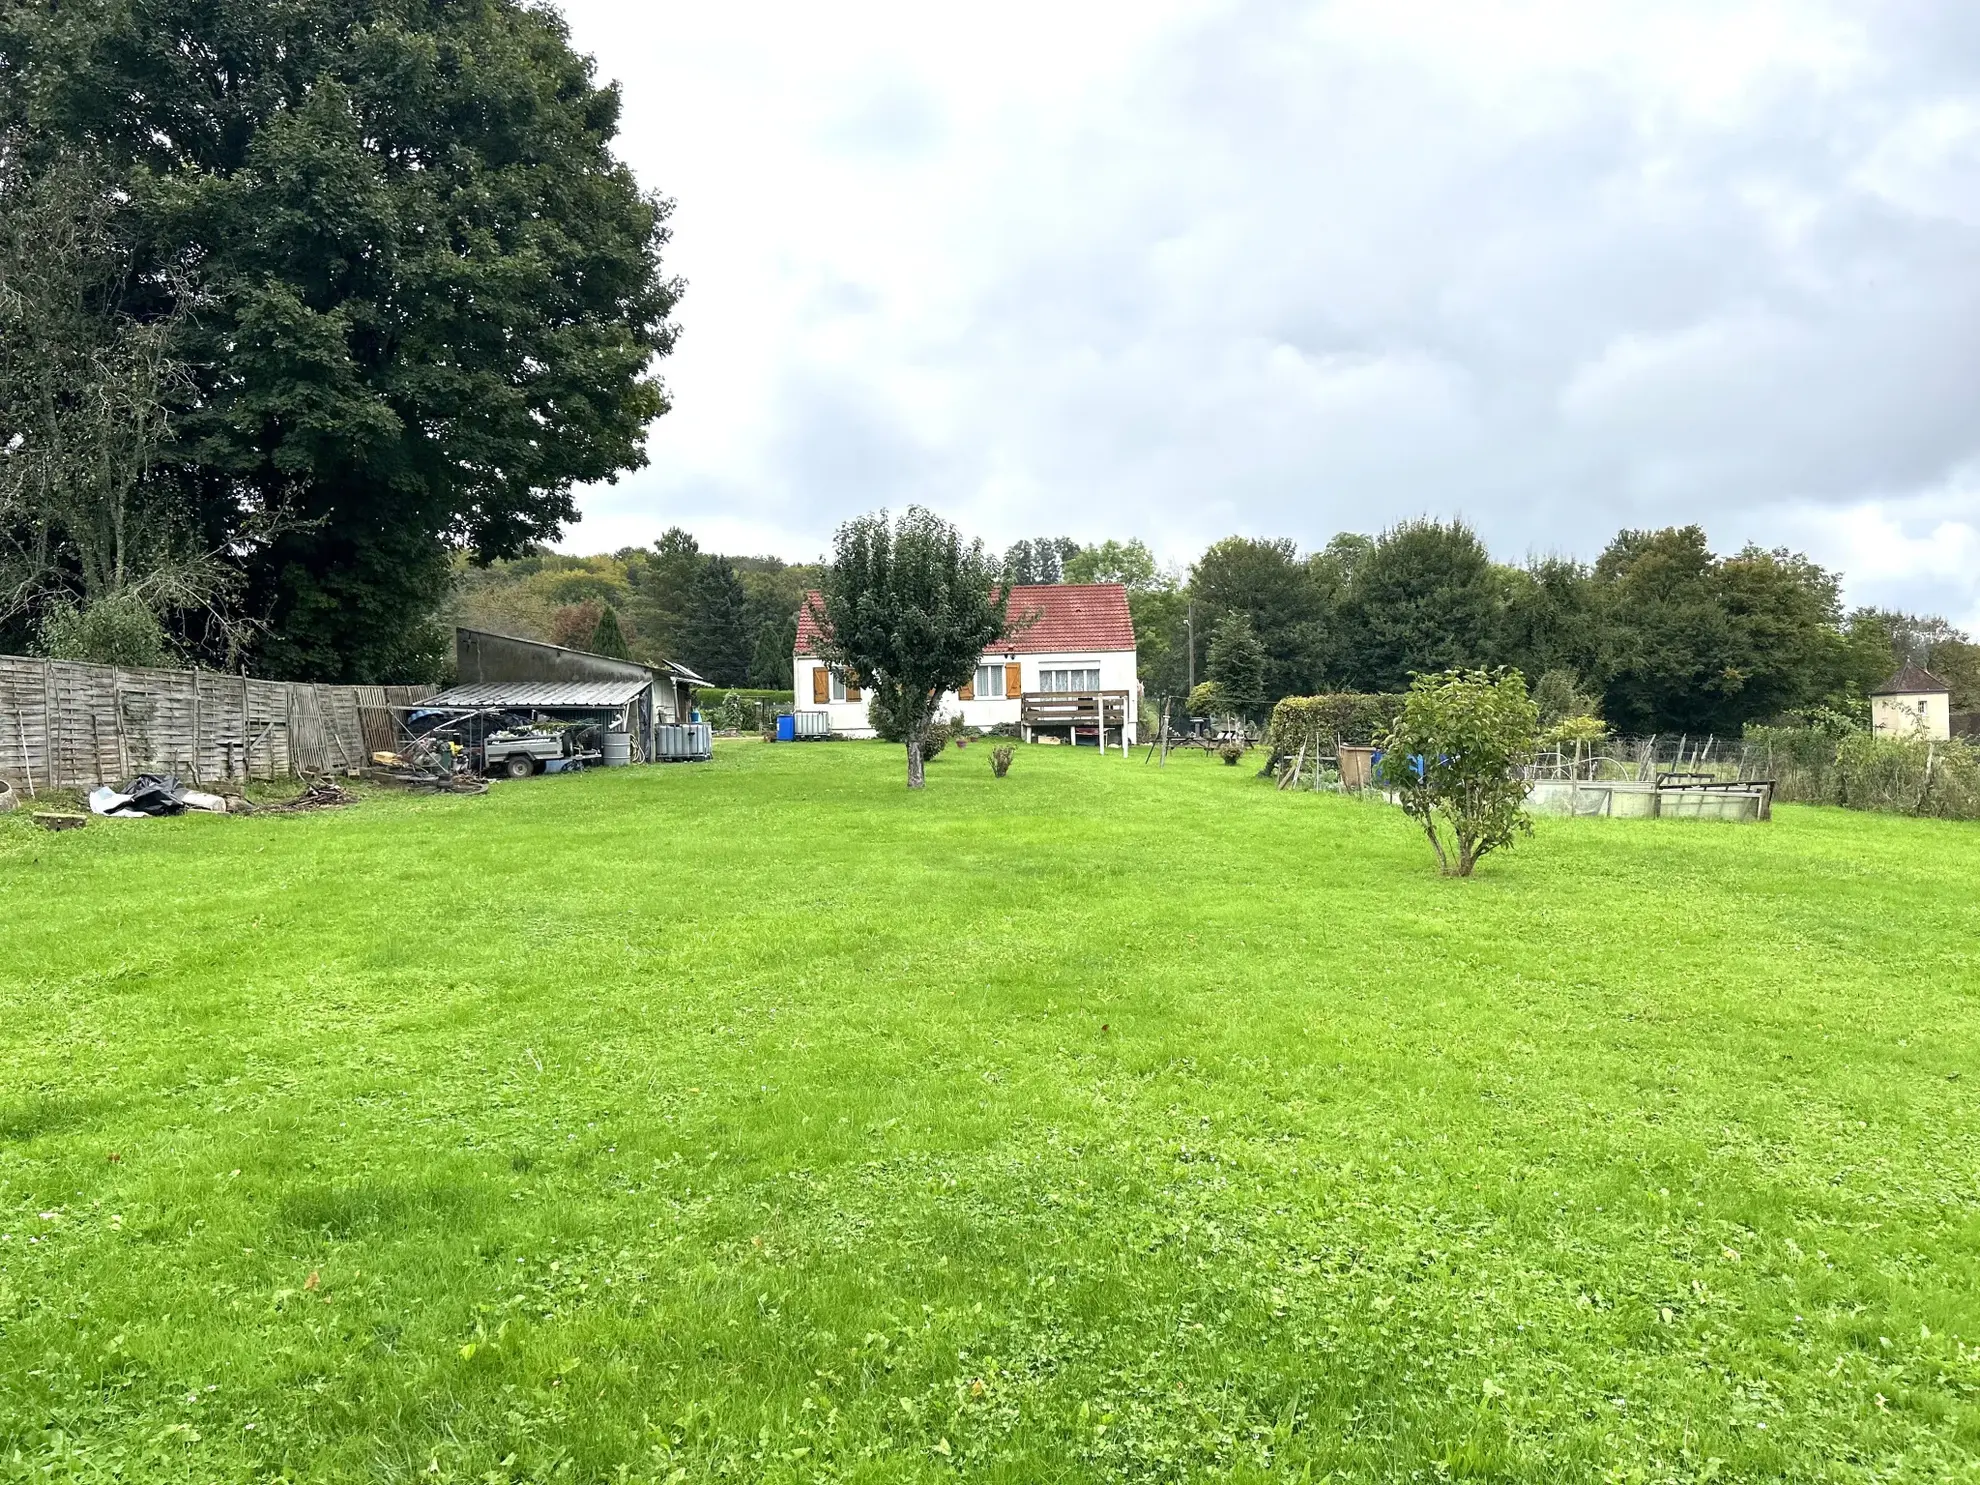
[1185,601,1195,696]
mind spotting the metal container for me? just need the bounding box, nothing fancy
[656,722,713,761]
[602,728,632,767]
[793,710,831,740]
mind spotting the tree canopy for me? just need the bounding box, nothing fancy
[4,0,680,680]
[813,508,1008,789]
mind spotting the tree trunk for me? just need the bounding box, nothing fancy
[906,728,926,789]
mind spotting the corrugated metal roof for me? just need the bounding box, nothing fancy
[423,679,650,709]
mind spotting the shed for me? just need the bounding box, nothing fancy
[451,627,708,757]
[1870,663,1951,741]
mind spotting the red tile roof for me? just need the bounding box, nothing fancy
[796,583,1135,656]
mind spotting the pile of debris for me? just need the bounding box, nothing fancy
[369,734,488,794]
[257,780,361,813]
[88,773,235,818]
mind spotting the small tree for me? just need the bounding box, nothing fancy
[1207,612,1267,720]
[1377,668,1539,877]
[590,604,632,659]
[1186,680,1226,718]
[810,507,1008,789]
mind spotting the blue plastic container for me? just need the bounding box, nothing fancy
[775,714,796,742]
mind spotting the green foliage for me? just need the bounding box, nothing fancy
[9,0,681,680]
[680,558,752,685]
[1337,518,1498,693]
[1062,538,1159,591]
[1378,668,1539,876]
[36,592,173,668]
[1264,693,1406,755]
[1002,537,1081,585]
[989,744,1014,777]
[813,507,1008,788]
[1205,612,1267,720]
[1186,681,1226,717]
[1190,536,1327,703]
[1748,724,1980,820]
[0,144,238,656]
[1530,667,1602,726]
[589,605,631,660]
[1539,714,1609,749]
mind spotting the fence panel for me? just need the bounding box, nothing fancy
[0,654,422,791]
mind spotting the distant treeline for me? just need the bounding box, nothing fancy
[452,520,1975,737]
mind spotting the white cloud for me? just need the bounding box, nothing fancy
[556,0,1980,630]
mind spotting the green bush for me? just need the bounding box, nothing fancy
[1265,693,1406,756]
[694,688,793,713]
[1743,724,1980,819]
[38,592,173,668]
[1837,733,1980,819]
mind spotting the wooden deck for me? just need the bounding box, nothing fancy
[1018,691,1133,754]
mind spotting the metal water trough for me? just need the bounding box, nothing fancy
[1527,777,1773,821]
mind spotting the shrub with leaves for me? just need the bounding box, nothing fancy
[38,593,173,668]
[989,745,1014,778]
[1378,668,1539,877]
[1218,739,1246,765]
[1264,693,1406,756]
[1186,680,1226,718]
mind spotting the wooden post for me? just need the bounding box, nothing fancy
[14,709,34,798]
[190,666,202,785]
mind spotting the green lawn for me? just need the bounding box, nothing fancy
[3,740,1978,1483]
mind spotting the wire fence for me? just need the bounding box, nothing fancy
[1531,728,1979,820]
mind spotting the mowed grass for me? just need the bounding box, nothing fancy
[2,740,1978,1484]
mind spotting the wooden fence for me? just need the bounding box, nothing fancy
[0,652,432,792]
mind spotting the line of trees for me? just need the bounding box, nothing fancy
[459,520,1974,735]
[1004,522,1975,736]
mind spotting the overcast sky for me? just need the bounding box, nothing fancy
[553,0,1980,629]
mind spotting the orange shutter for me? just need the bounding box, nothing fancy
[959,672,975,700]
[811,667,829,704]
[845,678,862,702]
[1005,662,1023,697]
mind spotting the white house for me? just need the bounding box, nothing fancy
[1870,663,1951,740]
[795,583,1141,746]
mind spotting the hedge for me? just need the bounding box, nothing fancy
[1265,693,1406,756]
[691,688,795,709]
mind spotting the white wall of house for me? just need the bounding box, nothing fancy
[793,648,1139,742]
[1872,690,1951,740]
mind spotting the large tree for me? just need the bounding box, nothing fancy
[1190,536,1328,703]
[1592,527,1857,735]
[5,0,680,680]
[680,556,752,686]
[811,508,1008,789]
[1335,518,1499,693]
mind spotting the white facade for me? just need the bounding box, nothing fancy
[1871,690,1951,740]
[794,647,1140,743]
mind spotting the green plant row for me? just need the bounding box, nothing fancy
[1745,725,1980,819]
[1264,692,1407,755]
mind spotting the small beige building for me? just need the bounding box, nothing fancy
[1870,663,1951,740]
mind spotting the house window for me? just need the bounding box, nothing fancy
[829,671,849,702]
[1039,667,1101,693]
[972,663,1006,699]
